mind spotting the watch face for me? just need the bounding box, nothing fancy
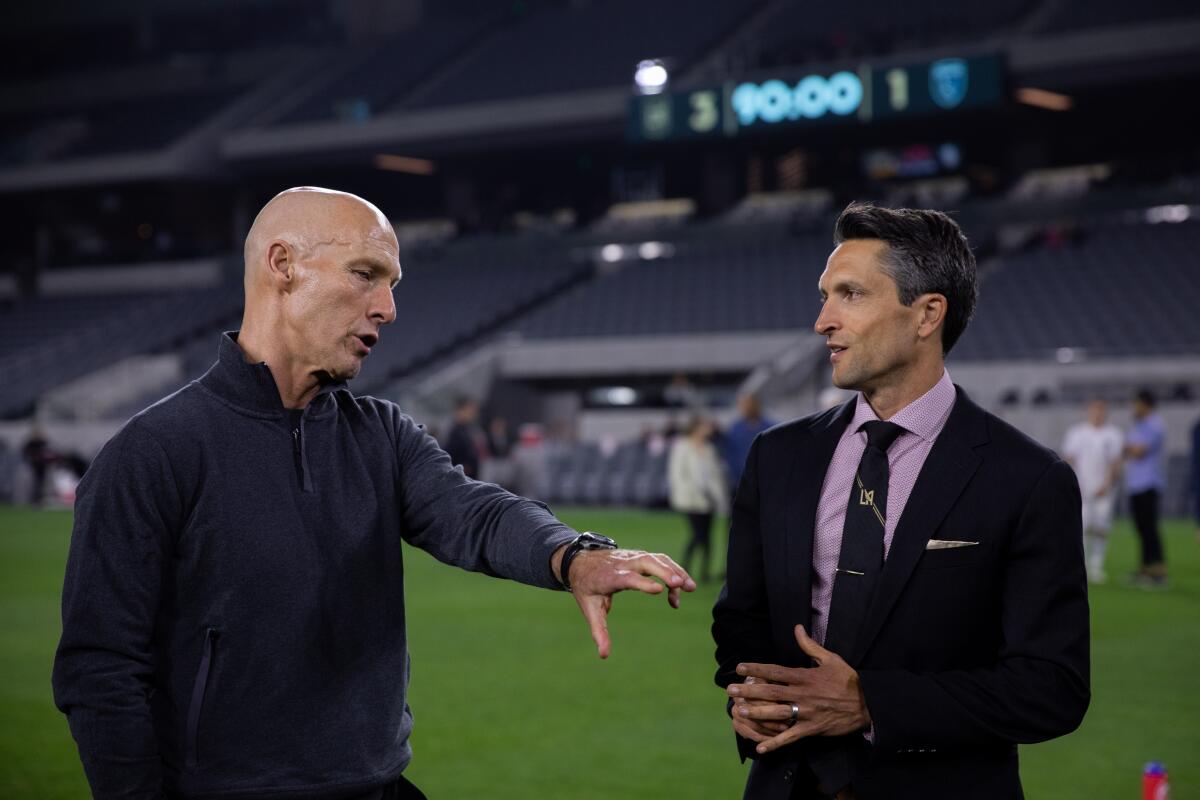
[579,532,617,549]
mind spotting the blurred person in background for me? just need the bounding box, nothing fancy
[443,395,483,478]
[723,392,776,494]
[1124,388,1168,587]
[669,416,729,584]
[1062,399,1123,583]
[486,415,512,460]
[52,187,696,800]
[22,423,52,506]
[481,414,514,488]
[714,203,1088,799]
[664,371,704,410]
[1191,416,1200,543]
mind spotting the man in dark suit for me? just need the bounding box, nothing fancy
[713,203,1090,799]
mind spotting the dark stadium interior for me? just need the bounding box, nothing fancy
[1,4,1200,798]
[2,0,1199,513]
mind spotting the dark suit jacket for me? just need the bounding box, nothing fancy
[712,388,1090,800]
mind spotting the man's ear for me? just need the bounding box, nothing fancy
[915,293,947,343]
[266,241,295,286]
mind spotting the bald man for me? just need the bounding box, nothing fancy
[53,188,696,800]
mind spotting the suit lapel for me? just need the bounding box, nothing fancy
[781,400,855,663]
[849,388,989,665]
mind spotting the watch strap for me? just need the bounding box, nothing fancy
[559,531,617,590]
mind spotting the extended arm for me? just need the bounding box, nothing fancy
[395,412,694,657]
[396,412,575,587]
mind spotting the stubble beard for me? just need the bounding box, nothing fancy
[832,357,867,392]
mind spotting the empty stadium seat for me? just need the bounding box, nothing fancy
[952,220,1200,361]
[510,234,828,339]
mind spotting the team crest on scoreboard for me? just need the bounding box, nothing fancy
[641,96,673,140]
[929,59,968,109]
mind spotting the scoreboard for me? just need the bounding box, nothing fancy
[629,55,1004,141]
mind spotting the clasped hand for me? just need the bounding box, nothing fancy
[561,548,696,659]
[727,625,871,754]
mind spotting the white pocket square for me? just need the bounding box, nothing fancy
[925,539,980,550]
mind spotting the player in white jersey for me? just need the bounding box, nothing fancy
[1062,399,1124,583]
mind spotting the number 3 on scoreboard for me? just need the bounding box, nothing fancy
[689,91,719,133]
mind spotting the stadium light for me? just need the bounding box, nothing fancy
[600,244,625,263]
[374,154,437,175]
[634,59,669,95]
[605,387,638,406]
[638,241,666,260]
[1146,205,1191,224]
[1015,87,1072,111]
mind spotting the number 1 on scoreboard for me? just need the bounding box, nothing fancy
[886,68,909,111]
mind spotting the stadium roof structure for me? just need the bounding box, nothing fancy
[2,2,1200,191]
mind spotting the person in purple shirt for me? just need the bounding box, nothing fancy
[1124,388,1168,587]
[713,203,1089,800]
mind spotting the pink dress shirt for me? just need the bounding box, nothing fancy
[810,370,957,646]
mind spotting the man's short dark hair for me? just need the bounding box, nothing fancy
[1134,388,1156,407]
[834,202,978,354]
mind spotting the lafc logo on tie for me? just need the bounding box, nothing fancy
[859,488,875,507]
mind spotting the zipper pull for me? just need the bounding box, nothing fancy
[292,428,304,485]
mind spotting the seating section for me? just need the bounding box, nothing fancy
[409,0,752,109]
[536,434,1197,513]
[5,90,243,165]
[751,0,1036,68]
[2,0,335,82]
[10,0,1200,170]
[1,242,593,418]
[951,221,1200,360]
[353,245,591,393]
[510,235,829,339]
[17,0,1198,167]
[7,218,1200,422]
[277,17,495,124]
[543,440,669,507]
[1039,0,1200,33]
[0,283,243,418]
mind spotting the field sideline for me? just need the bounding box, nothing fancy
[1,506,1197,798]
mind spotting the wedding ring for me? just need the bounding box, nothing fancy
[789,704,800,724]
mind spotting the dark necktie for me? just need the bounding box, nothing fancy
[824,419,906,659]
[808,420,906,797]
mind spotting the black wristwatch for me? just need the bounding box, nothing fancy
[558,531,618,590]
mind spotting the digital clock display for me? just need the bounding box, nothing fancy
[629,55,1003,141]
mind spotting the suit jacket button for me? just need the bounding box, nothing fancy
[783,770,793,782]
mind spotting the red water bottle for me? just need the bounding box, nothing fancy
[1142,762,1169,800]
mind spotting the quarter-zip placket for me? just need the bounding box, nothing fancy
[290,410,314,493]
[292,427,303,483]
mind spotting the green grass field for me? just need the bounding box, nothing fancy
[1,506,1197,798]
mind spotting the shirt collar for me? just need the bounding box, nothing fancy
[849,369,957,443]
[199,331,349,419]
